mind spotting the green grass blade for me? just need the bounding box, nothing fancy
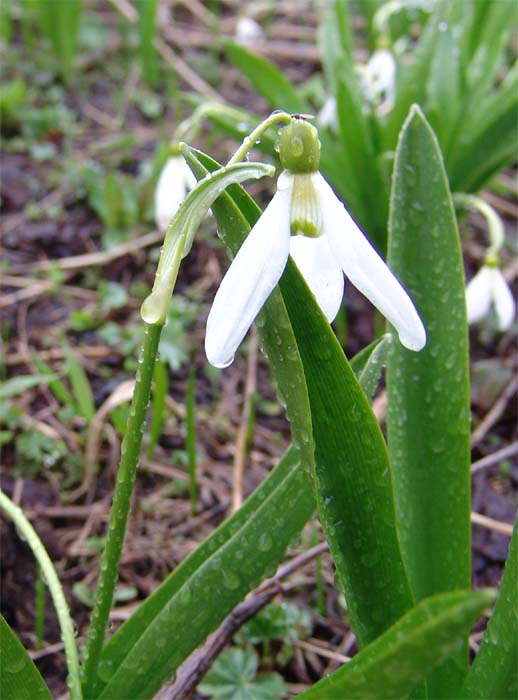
[185,367,197,514]
[63,342,96,422]
[0,614,52,700]
[461,517,518,700]
[32,356,76,408]
[297,590,496,700]
[146,359,168,461]
[0,374,59,401]
[135,0,159,86]
[94,449,314,699]
[387,105,471,698]
[36,0,82,84]
[383,4,440,150]
[224,41,308,114]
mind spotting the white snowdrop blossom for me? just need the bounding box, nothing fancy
[205,118,426,368]
[317,96,338,131]
[466,263,515,331]
[234,17,264,46]
[155,155,196,233]
[362,48,396,111]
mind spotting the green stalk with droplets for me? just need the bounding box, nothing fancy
[81,324,162,697]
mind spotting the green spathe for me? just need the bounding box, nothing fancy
[279,118,321,174]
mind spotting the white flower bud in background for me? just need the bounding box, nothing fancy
[234,17,264,46]
[466,263,515,331]
[154,156,196,233]
[317,96,338,132]
[358,47,396,115]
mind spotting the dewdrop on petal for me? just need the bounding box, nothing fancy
[205,117,426,368]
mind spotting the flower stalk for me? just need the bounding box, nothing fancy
[0,489,83,700]
[81,323,162,697]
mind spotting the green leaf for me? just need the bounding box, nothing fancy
[224,41,308,114]
[383,4,441,149]
[146,359,168,460]
[461,517,518,700]
[199,648,286,700]
[36,0,82,84]
[185,148,413,646]
[296,589,496,700]
[93,448,314,699]
[335,63,388,251]
[63,342,96,421]
[387,105,471,698]
[135,0,159,86]
[447,68,518,192]
[0,614,52,700]
[0,374,59,401]
[32,356,76,408]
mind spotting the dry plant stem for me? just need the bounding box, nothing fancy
[0,490,82,700]
[231,326,258,513]
[157,543,329,700]
[471,442,518,474]
[8,229,163,274]
[81,324,162,697]
[471,376,518,447]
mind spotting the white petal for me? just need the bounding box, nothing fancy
[315,174,426,351]
[317,96,338,130]
[205,185,292,368]
[367,49,396,103]
[289,234,344,322]
[489,267,515,330]
[155,157,191,233]
[466,266,492,324]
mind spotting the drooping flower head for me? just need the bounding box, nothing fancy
[155,150,197,233]
[205,117,426,368]
[466,254,515,331]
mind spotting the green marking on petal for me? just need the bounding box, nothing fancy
[290,173,322,238]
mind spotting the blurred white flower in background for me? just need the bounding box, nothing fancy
[155,156,196,233]
[234,17,264,46]
[317,96,338,131]
[466,264,515,331]
[361,48,396,113]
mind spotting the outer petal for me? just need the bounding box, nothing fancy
[155,157,190,232]
[289,234,344,322]
[205,185,292,368]
[466,266,492,324]
[314,174,426,351]
[490,267,515,330]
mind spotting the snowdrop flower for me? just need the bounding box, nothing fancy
[466,260,515,331]
[234,16,264,46]
[317,96,338,131]
[155,154,196,233]
[361,48,396,112]
[205,118,426,368]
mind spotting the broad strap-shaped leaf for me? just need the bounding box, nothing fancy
[186,148,414,647]
[0,614,52,700]
[224,41,308,114]
[461,517,518,700]
[296,589,496,700]
[94,449,314,699]
[387,105,471,698]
